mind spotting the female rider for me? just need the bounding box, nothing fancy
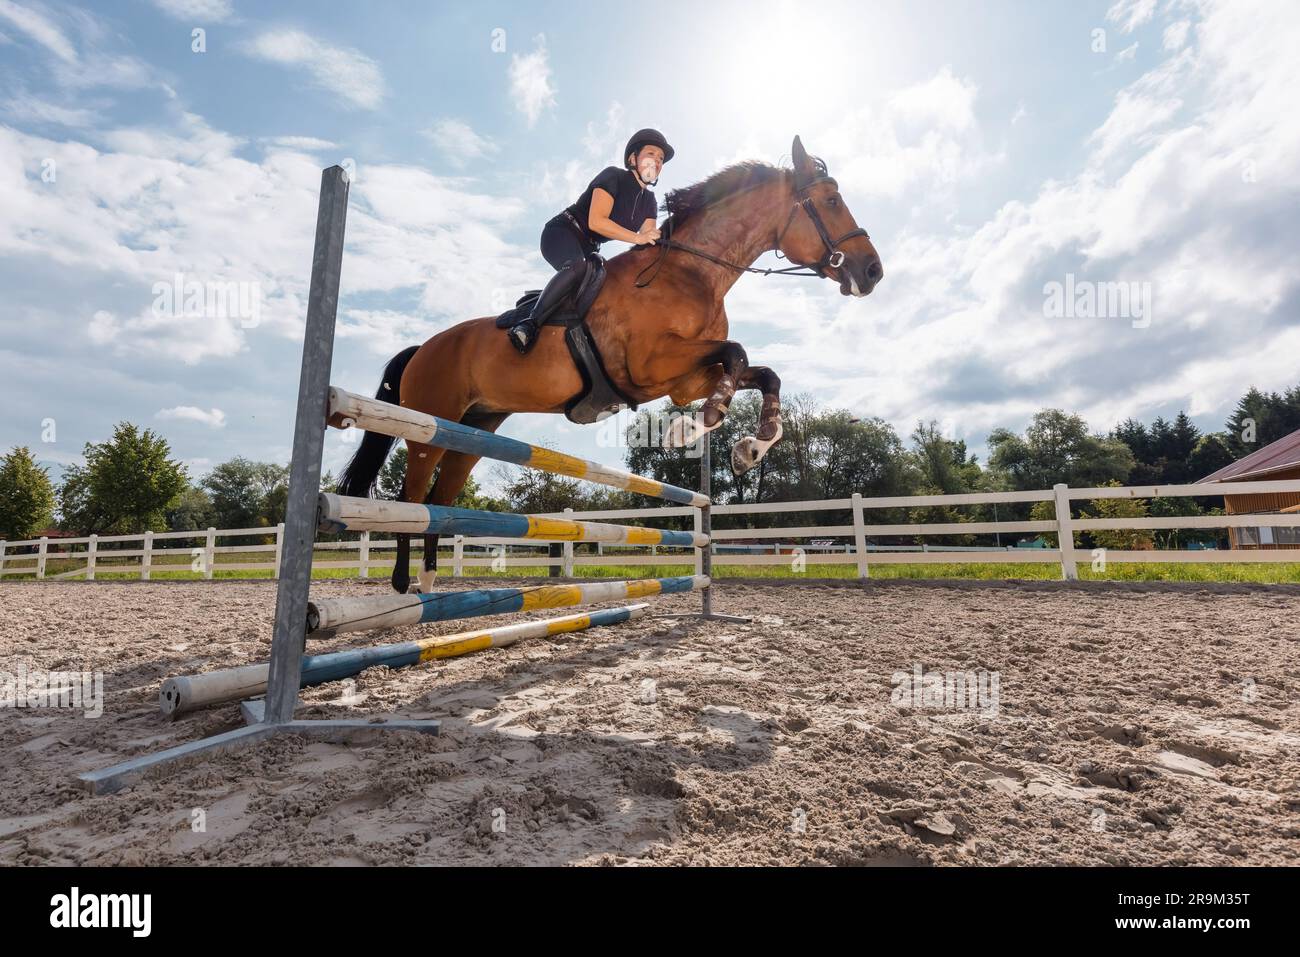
[508,128,674,353]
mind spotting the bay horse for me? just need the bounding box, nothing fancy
[338,135,883,593]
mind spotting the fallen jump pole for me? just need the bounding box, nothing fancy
[160,603,650,717]
[308,575,708,637]
[328,387,710,508]
[319,492,706,547]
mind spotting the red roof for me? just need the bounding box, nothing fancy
[1199,427,1300,483]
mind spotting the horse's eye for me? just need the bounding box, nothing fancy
[826,196,839,207]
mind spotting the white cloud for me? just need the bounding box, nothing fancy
[1087,49,1190,164]
[149,0,235,21]
[425,119,498,168]
[0,1,159,92]
[529,101,628,208]
[89,307,246,366]
[1162,20,1191,50]
[0,0,76,62]
[1115,41,1139,62]
[262,135,337,151]
[509,34,556,127]
[1106,0,1157,34]
[732,0,1300,444]
[157,405,227,427]
[1,94,95,126]
[243,29,384,110]
[817,67,1001,201]
[0,105,542,368]
[581,101,625,160]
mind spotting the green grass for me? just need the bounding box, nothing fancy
[5,549,1300,585]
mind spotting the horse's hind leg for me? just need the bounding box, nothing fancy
[414,412,510,592]
[731,365,783,475]
[392,440,446,593]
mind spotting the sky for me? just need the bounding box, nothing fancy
[1,0,1298,493]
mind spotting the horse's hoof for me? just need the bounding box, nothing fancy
[732,436,761,475]
[664,413,701,449]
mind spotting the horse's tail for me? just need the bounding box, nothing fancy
[336,345,420,498]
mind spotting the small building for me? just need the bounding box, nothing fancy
[1198,429,1300,548]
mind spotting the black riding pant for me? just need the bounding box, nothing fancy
[541,214,598,271]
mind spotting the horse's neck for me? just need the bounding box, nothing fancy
[667,179,789,296]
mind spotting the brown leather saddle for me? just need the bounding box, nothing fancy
[494,257,638,424]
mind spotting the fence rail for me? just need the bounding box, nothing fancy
[3,479,1299,582]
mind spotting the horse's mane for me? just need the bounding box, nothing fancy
[660,161,787,227]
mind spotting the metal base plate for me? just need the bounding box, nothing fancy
[77,717,441,795]
[652,612,752,624]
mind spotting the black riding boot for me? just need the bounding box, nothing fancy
[509,258,588,355]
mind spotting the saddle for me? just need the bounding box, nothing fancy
[494,257,639,424]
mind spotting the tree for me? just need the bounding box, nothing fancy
[1187,433,1235,480]
[200,458,288,530]
[1084,483,1154,551]
[0,447,56,540]
[1223,387,1294,456]
[58,423,188,534]
[910,420,980,495]
[166,486,215,532]
[988,409,1134,490]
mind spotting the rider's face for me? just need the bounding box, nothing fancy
[634,146,664,183]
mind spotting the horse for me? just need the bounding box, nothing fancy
[337,135,884,593]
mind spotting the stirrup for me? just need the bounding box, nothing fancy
[509,318,539,354]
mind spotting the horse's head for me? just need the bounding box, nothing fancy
[775,135,883,297]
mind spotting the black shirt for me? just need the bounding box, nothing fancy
[565,166,656,246]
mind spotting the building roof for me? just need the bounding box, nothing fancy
[1199,427,1300,483]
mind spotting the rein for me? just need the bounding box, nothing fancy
[634,169,869,288]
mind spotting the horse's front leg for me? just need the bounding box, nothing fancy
[730,365,783,475]
[648,337,750,449]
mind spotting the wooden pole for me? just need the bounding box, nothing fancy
[160,604,650,716]
[318,492,707,546]
[308,575,708,637]
[329,387,710,508]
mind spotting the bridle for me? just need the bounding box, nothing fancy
[774,167,870,273]
[634,161,869,287]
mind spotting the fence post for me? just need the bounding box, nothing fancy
[453,535,464,577]
[358,530,370,578]
[37,537,48,580]
[87,534,97,581]
[1053,483,1078,580]
[204,527,216,580]
[274,523,285,579]
[851,492,869,579]
[142,530,153,581]
[562,507,575,577]
[0,540,5,579]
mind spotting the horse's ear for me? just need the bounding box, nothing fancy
[791,135,810,171]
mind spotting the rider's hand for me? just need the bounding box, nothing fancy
[636,226,661,245]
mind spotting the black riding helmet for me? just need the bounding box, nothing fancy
[624,128,674,179]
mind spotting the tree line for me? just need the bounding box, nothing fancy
[2,383,1296,549]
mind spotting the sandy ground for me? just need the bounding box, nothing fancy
[1,577,1297,866]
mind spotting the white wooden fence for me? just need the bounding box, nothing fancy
[3,478,1299,582]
